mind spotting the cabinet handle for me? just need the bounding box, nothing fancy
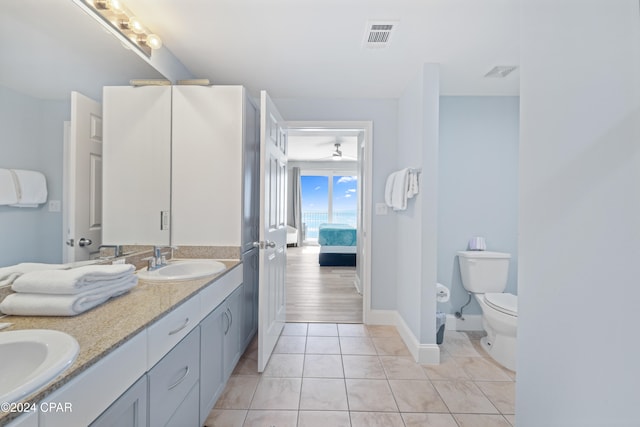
[168,317,190,336]
[223,311,230,335]
[227,307,233,329]
[168,366,190,390]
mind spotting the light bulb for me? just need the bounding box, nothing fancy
[129,17,145,34]
[108,0,123,12]
[146,34,163,49]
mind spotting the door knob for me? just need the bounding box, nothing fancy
[265,241,276,248]
[78,238,92,247]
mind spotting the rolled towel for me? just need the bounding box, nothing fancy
[0,168,19,205]
[0,275,138,316]
[384,172,396,207]
[391,168,410,211]
[0,263,69,287]
[12,264,136,295]
[9,169,48,207]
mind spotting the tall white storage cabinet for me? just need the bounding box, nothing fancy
[171,85,258,247]
[102,86,172,246]
[172,86,260,350]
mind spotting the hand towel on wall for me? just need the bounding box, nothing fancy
[0,169,19,205]
[384,172,396,207]
[407,171,419,198]
[10,169,48,207]
[0,276,138,316]
[391,168,410,210]
[11,264,136,294]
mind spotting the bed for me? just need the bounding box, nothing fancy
[318,223,357,266]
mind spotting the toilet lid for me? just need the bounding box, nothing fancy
[484,293,517,317]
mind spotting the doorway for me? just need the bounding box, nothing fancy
[284,121,372,324]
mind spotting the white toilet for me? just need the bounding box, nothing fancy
[457,251,517,371]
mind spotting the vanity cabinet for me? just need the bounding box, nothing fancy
[102,86,172,246]
[148,326,200,427]
[89,375,148,427]
[199,283,244,424]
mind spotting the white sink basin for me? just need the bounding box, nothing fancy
[0,329,79,404]
[137,259,227,282]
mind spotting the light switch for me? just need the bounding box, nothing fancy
[375,203,388,215]
[48,200,61,212]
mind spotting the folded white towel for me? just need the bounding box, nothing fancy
[391,168,410,211]
[0,169,19,205]
[407,170,419,199]
[384,172,396,208]
[10,169,48,207]
[12,264,136,295]
[0,276,138,316]
[0,263,69,288]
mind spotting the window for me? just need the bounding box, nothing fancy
[300,172,357,241]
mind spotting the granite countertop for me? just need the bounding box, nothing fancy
[0,259,240,425]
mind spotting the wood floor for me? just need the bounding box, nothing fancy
[285,245,362,323]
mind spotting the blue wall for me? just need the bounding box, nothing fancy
[0,85,68,266]
[437,96,519,315]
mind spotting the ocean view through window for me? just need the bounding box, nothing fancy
[301,174,357,241]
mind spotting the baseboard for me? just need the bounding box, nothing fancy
[367,309,440,364]
[446,314,483,331]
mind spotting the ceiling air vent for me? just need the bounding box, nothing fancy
[363,21,398,49]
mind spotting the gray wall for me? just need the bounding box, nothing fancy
[518,0,640,424]
[395,64,440,344]
[0,85,67,267]
[437,96,519,315]
[274,98,399,310]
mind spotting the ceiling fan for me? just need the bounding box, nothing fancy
[332,142,343,160]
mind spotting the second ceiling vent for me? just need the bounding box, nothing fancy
[363,21,399,49]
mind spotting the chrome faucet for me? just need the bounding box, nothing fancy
[99,244,123,259]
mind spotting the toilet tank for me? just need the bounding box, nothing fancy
[457,251,511,293]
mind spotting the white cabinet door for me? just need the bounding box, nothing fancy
[171,85,244,246]
[102,86,171,246]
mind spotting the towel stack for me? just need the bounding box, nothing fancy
[0,264,138,316]
[384,168,420,211]
[0,168,48,207]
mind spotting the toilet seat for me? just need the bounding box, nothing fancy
[484,293,517,317]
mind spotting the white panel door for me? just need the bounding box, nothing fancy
[65,92,103,261]
[257,91,288,372]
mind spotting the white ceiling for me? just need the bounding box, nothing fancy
[125,0,520,98]
[288,130,359,162]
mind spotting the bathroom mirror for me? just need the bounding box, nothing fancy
[0,0,166,267]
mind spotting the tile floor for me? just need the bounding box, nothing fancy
[206,324,516,427]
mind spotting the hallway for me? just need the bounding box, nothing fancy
[285,246,362,323]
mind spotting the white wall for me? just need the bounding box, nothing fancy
[518,1,640,425]
[274,98,399,310]
[438,96,519,316]
[0,86,67,266]
[396,64,440,345]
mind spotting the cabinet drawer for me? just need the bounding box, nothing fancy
[149,327,200,427]
[199,264,242,318]
[147,295,200,368]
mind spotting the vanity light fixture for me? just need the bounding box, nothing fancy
[79,0,162,57]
